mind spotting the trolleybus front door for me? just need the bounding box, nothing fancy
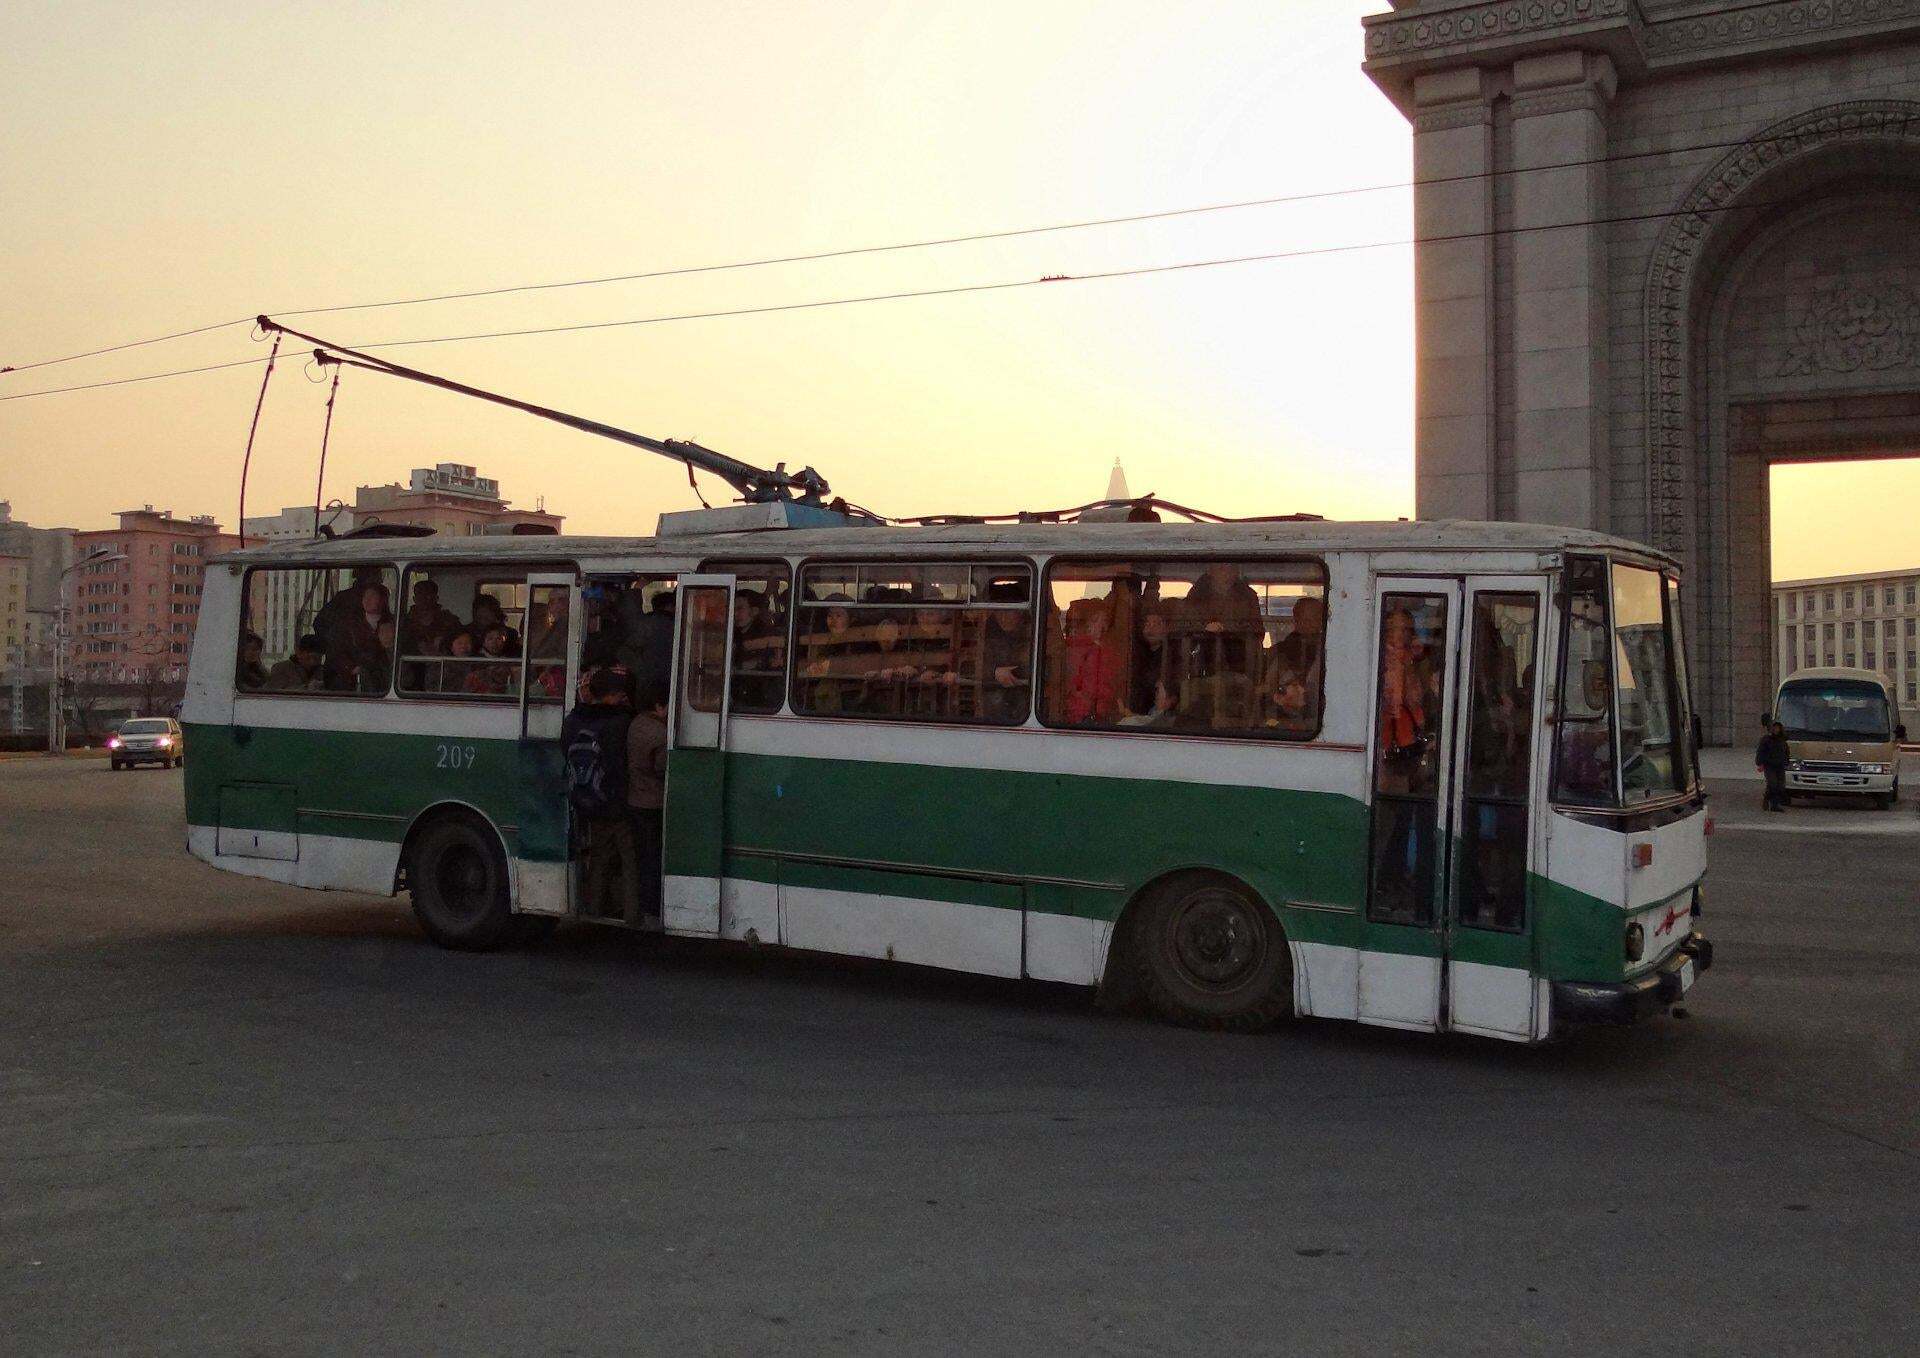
[1359,575,1548,1039]
[1443,577,1548,1041]
[1359,580,1462,1031]
[662,573,736,935]
[515,572,581,917]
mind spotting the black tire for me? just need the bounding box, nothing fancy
[1132,873,1291,1032]
[408,816,516,951]
[110,760,124,772]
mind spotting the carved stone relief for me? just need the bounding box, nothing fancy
[1777,279,1920,376]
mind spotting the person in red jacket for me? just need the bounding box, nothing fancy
[1065,601,1121,725]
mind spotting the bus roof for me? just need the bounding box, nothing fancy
[216,518,1677,569]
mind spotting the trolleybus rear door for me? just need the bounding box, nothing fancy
[1444,577,1548,1041]
[662,573,736,935]
[515,572,581,916]
[1359,579,1461,1031]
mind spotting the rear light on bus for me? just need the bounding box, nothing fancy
[1631,843,1654,869]
[1624,923,1645,962]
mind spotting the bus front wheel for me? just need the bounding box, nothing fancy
[1133,874,1291,1032]
[409,817,516,951]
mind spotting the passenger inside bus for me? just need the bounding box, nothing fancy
[236,631,268,691]
[467,627,516,694]
[1064,597,1122,725]
[980,582,1033,723]
[265,633,325,691]
[403,579,462,656]
[358,619,398,694]
[469,594,520,656]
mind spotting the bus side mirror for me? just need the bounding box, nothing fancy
[1692,714,1704,752]
[1899,724,1909,743]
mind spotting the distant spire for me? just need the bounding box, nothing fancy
[1105,458,1130,501]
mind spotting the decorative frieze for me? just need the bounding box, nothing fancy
[1365,0,1638,61]
[1642,0,1920,60]
[1365,0,1920,74]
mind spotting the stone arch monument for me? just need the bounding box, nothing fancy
[1364,2,1920,742]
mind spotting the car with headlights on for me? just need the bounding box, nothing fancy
[109,717,183,771]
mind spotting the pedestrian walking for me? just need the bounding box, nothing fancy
[1756,719,1791,812]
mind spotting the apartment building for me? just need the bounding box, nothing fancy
[0,553,27,677]
[70,508,239,683]
[351,463,562,536]
[1773,568,1920,728]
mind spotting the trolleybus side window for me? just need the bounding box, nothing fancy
[792,562,1033,724]
[395,564,561,701]
[1367,594,1448,925]
[1039,559,1327,738]
[238,563,397,697]
[701,559,792,715]
[1552,557,1617,806]
[1459,593,1539,932]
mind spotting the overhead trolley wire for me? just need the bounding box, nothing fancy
[0,180,1834,405]
[0,126,1867,380]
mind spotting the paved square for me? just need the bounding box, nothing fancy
[3,760,1915,1354]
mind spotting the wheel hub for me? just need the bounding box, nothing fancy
[1171,891,1260,989]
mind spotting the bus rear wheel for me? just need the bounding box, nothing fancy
[409,817,516,951]
[1133,874,1291,1032]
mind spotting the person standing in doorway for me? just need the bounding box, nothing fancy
[1756,719,1791,812]
[562,668,635,918]
[625,679,670,927]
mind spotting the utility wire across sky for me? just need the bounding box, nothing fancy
[0,186,1823,406]
[0,125,1847,381]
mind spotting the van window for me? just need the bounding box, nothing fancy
[1040,559,1327,738]
[239,564,396,696]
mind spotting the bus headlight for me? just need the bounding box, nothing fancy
[1859,763,1887,774]
[1625,923,1645,962]
[1787,759,1802,771]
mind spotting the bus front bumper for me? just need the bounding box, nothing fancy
[1551,933,1713,1026]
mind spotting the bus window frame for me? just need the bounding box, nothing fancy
[237,560,400,702]
[1549,554,1621,809]
[697,556,796,716]
[393,559,578,704]
[1662,572,1699,794]
[1036,553,1330,742]
[788,555,1038,727]
[1609,558,1688,806]
[1548,553,1703,816]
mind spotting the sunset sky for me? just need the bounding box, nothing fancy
[2,0,1914,580]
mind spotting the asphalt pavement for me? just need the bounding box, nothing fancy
[2,759,1915,1356]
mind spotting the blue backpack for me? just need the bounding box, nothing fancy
[562,711,626,819]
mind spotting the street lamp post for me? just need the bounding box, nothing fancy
[49,547,129,756]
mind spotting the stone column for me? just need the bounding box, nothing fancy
[1507,52,1616,529]
[1412,67,1497,521]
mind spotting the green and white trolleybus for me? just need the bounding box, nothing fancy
[182,514,1711,1042]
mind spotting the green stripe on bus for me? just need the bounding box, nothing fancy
[184,722,1654,983]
